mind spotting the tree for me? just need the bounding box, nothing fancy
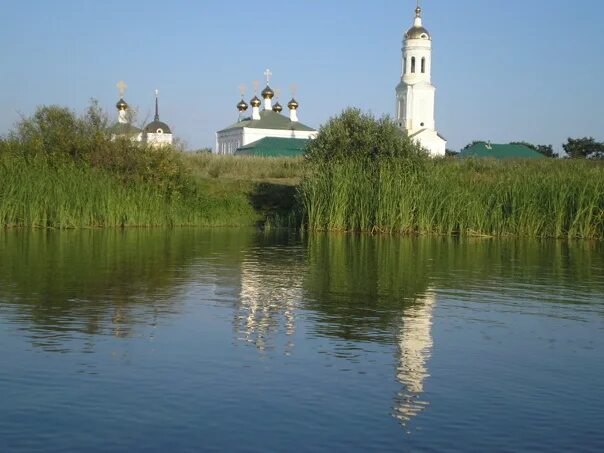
[509,141,556,158]
[305,108,426,163]
[462,140,487,150]
[563,137,604,159]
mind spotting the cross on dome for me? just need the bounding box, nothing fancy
[264,69,273,86]
[116,80,127,98]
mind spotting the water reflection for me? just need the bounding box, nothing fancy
[395,292,436,425]
[0,228,252,351]
[1,229,603,446]
[235,243,305,353]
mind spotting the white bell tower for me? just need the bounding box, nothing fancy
[396,4,446,156]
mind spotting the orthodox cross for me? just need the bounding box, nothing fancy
[239,84,247,98]
[290,83,298,98]
[264,69,273,86]
[116,80,127,98]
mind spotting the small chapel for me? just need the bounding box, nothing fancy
[396,4,446,156]
[108,81,174,148]
[215,70,317,156]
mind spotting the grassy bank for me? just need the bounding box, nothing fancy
[0,105,261,229]
[299,158,604,239]
[2,105,603,238]
[0,154,256,228]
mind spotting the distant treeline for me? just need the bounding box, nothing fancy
[451,138,604,159]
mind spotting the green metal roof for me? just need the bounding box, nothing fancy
[235,137,310,157]
[218,110,316,133]
[458,143,545,159]
[108,122,142,136]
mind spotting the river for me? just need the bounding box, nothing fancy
[0,229,603,452]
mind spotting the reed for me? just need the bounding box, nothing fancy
[0,154,256,229]
[299,158,604,239]
[184,153,304,182]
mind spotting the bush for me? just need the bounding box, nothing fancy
[2,103,195,197]
[305,108,426,163]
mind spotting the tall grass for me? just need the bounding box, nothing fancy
[0,154,256,228]
[184,153,304,182]
[299,158,604,239]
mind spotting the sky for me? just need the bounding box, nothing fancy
[0,0,603,152]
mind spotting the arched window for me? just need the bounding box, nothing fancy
[411,57,416,73]
[421,57,426,73]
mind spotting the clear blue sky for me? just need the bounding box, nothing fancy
[1,0,603,152]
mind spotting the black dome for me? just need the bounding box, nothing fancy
[145,121,172,134]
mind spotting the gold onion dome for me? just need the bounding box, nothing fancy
[287,98,299,110]
[116,98,128,111]
[272,102,283,113]
[406,6,431,40]
[237,99,249,111]
[261,85,275,99]
[250,96,261,108]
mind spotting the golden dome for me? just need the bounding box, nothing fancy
[406,26,431,40]
[116,98,128,111]
[406,5,431,40]
[261,85,275,99]
[272,102,283,113]
[287,98,299,110]
[250,96,261,108]
[237,99,249,112]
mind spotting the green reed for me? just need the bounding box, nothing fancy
[0,154,256,229]
[299,157,604,239]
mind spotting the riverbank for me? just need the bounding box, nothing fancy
[2,152,603,238]
[1,105,602,237]
[300,157,604,239]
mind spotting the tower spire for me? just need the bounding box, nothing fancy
[154,89,160,122]
[414,1,423,27]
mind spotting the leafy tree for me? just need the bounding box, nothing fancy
[305,108,425,163]
[462,140,487,150]
[5,103,194,195]
[510,141,556,158]
[445,149,459,157]
[563,137,604,159]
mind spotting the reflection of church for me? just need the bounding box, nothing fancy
[235,251,304,353]
[394,291,436,425]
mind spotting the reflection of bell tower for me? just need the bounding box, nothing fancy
[394,291,436,425]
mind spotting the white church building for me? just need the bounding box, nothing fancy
[109,82,173,148]
[396,5,446,157]
[215,70,317,155]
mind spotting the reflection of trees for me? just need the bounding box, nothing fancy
[303,234,437,427]
[302,235,604,428]
[0,228,252,350]
[303,234,434,343]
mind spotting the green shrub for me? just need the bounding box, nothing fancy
[305,108,426,163]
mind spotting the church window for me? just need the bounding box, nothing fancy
[411,57,416,73]
[421,57,426,73]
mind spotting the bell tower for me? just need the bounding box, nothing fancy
[396,3,446,156]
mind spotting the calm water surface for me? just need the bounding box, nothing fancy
[0,229,603,452]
